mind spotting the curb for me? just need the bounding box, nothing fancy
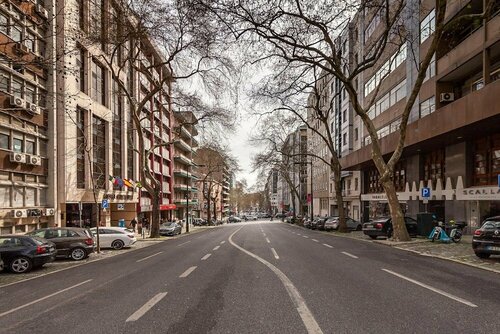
[287,223,500,275]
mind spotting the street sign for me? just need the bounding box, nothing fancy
[498,174,500,187]
[117,203,125,211]
[101,199,109,209]
[421,187,431,199]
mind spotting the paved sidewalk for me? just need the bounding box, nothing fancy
[0,226,211,287]
[320,229,500,274]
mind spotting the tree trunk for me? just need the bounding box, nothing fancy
[291,191,296,219]
[207,196,212,225]
[213,200,217,222]
[381,180,410,241]
[332,165,348,233]
[150,191,161,238]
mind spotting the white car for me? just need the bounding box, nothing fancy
[90,227,137,250]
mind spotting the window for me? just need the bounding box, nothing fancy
[0,12,7,35]
[25,188,35,206]
[112,81,122,189]
[424,149,445,188]
[127,121,135,179]
[76,108,86,189]
[0,70,8,91]
[13,138,23,152]
[364,44,407,96]
[91,59,105,105]
[420,10,435,43]
[354,128,358,141]
[354,178,358,191]
[78,0,85,30]
[25,140,35,155]
[343,133,347,146]
[473,134,500,186]
[343,110,346,123]
[77,48,85,92]
[0,132,8,149]
[423,54,436,82]
[92,115,106,189]
[90,0,104,43]
[419,96,435,118]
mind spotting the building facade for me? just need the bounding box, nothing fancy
[339,0,500,227]
[0,0,56,234]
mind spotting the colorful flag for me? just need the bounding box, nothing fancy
[136,181,142,188]
[123,179,133,188]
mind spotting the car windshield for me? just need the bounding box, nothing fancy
[483,221,500,229]
[162,223,175,227]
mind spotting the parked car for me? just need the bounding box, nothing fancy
[0,254,4,272]
[472,216,500,259]
[90,227,136,250]
[159,222,182,236]
[274,213,286,219]
[0,235,56,273]
[311,218,327,230]
[303,219,312,228]
[245,215,258,221]
[324,217,362,231]
[362,217,418,239]
[27,228,95,261]
[193,218,207,226]
[228,216,242,223]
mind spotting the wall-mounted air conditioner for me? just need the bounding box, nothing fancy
[10,152,26,163]
[440,92,454,103]
[10,96,26,109]
[36,5,48,19]
[12,209,28,218]
[28,155,42,166]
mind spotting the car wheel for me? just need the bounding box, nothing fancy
[70,247,87,261]
[475,253,490,259]
[369,235,378,240]
[356,225,362,231]
[10,257,33,273]
[111,240,125,250]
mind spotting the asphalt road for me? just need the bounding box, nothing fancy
[0,221,499,333]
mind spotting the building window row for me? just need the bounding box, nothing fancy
[364,7,384,43]
[423,54,436,82]
[0,67,46,107]
[420,9,435,44]
[367,79,407,119]
[0,6,46,55]
[92,115,106,189]
[0,126,47,156]
[0,185,47,208]
[364,43,407,97]
[364,118,402,146]
[473,134,500,186]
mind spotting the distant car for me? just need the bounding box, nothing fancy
[362,217,418,239]
[193,218,207,226]
[159,222,182,236]
[90,227,136,250]
[311,218,327,230]
[228,216,242,223]
[324,217,362,231]
[0,235,56,273]
[274,213,286,219]
[245,215,258,221]
[472,216,500,259]
[27,228,95,261]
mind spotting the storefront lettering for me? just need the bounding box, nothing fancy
[463,188,500,195]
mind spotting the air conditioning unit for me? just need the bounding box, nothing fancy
[440,92,454,103]
[28,155,42,166]
[27,102,41,115]
[44,208,55,216]
[10,152,26,163]
[14,43,30,55]
[34,56,44,65]
[10,96,26,109]
[11,209,28,218]
[36,5,48,19]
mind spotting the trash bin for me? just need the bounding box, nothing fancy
[417,213,435,236]
[118,219,125,228]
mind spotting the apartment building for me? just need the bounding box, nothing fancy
[54,0,173,227]
[340,0,500,226]
[266,169,279,215]
[172,110,198,222]
[0,0,56,234]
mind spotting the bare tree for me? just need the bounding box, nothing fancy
[197,0,496,241]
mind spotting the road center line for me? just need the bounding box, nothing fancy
[229,227,323,334]
[220,241,225,244]
[0,279,93,318]
[213,245,220,251]
[312,239,319,242]
[323,243,333,248]
[271,248,280,259]
[126,292,168,322]
[381,269,477,308]
[341,251,358,259]
[201,253,211,261]
[303,236,309,239]
[265,237,271,243]
[177,241,191,247]
[136,251,163,263]
[179,266,197,278]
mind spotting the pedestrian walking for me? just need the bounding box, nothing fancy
[131,218,137,232]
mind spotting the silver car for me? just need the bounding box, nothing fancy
[159,222,182,236]
[324,217,362,231]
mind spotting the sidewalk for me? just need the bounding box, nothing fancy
[322,230,500,274]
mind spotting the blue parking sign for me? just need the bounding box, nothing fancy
[101,199,109,209]
[421,187,431,198]
[498,174,500,187]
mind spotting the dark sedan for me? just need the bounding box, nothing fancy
[0,235,56,273]
[159,222,182,236]
[28,227,95,261]
[472,216,500,259]
[362,217,418,239]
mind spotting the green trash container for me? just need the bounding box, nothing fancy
[118,219,125,228]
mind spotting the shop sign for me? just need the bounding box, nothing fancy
[160,204,177,211]
[457,187,500,200]
[117,204,125,211]
[140,205,152,212]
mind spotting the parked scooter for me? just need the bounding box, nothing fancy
[429,220,467,243]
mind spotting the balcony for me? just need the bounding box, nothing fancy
[174,153,193,166]
[174,138,192,152]
[173,199,199,207]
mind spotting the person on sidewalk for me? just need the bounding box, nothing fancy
[131,218,137,232]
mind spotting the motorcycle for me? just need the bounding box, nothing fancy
[429,220,467,243]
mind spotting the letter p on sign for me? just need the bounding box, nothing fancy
[421,187,431,198]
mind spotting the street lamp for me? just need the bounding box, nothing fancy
[295,160,313,222]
